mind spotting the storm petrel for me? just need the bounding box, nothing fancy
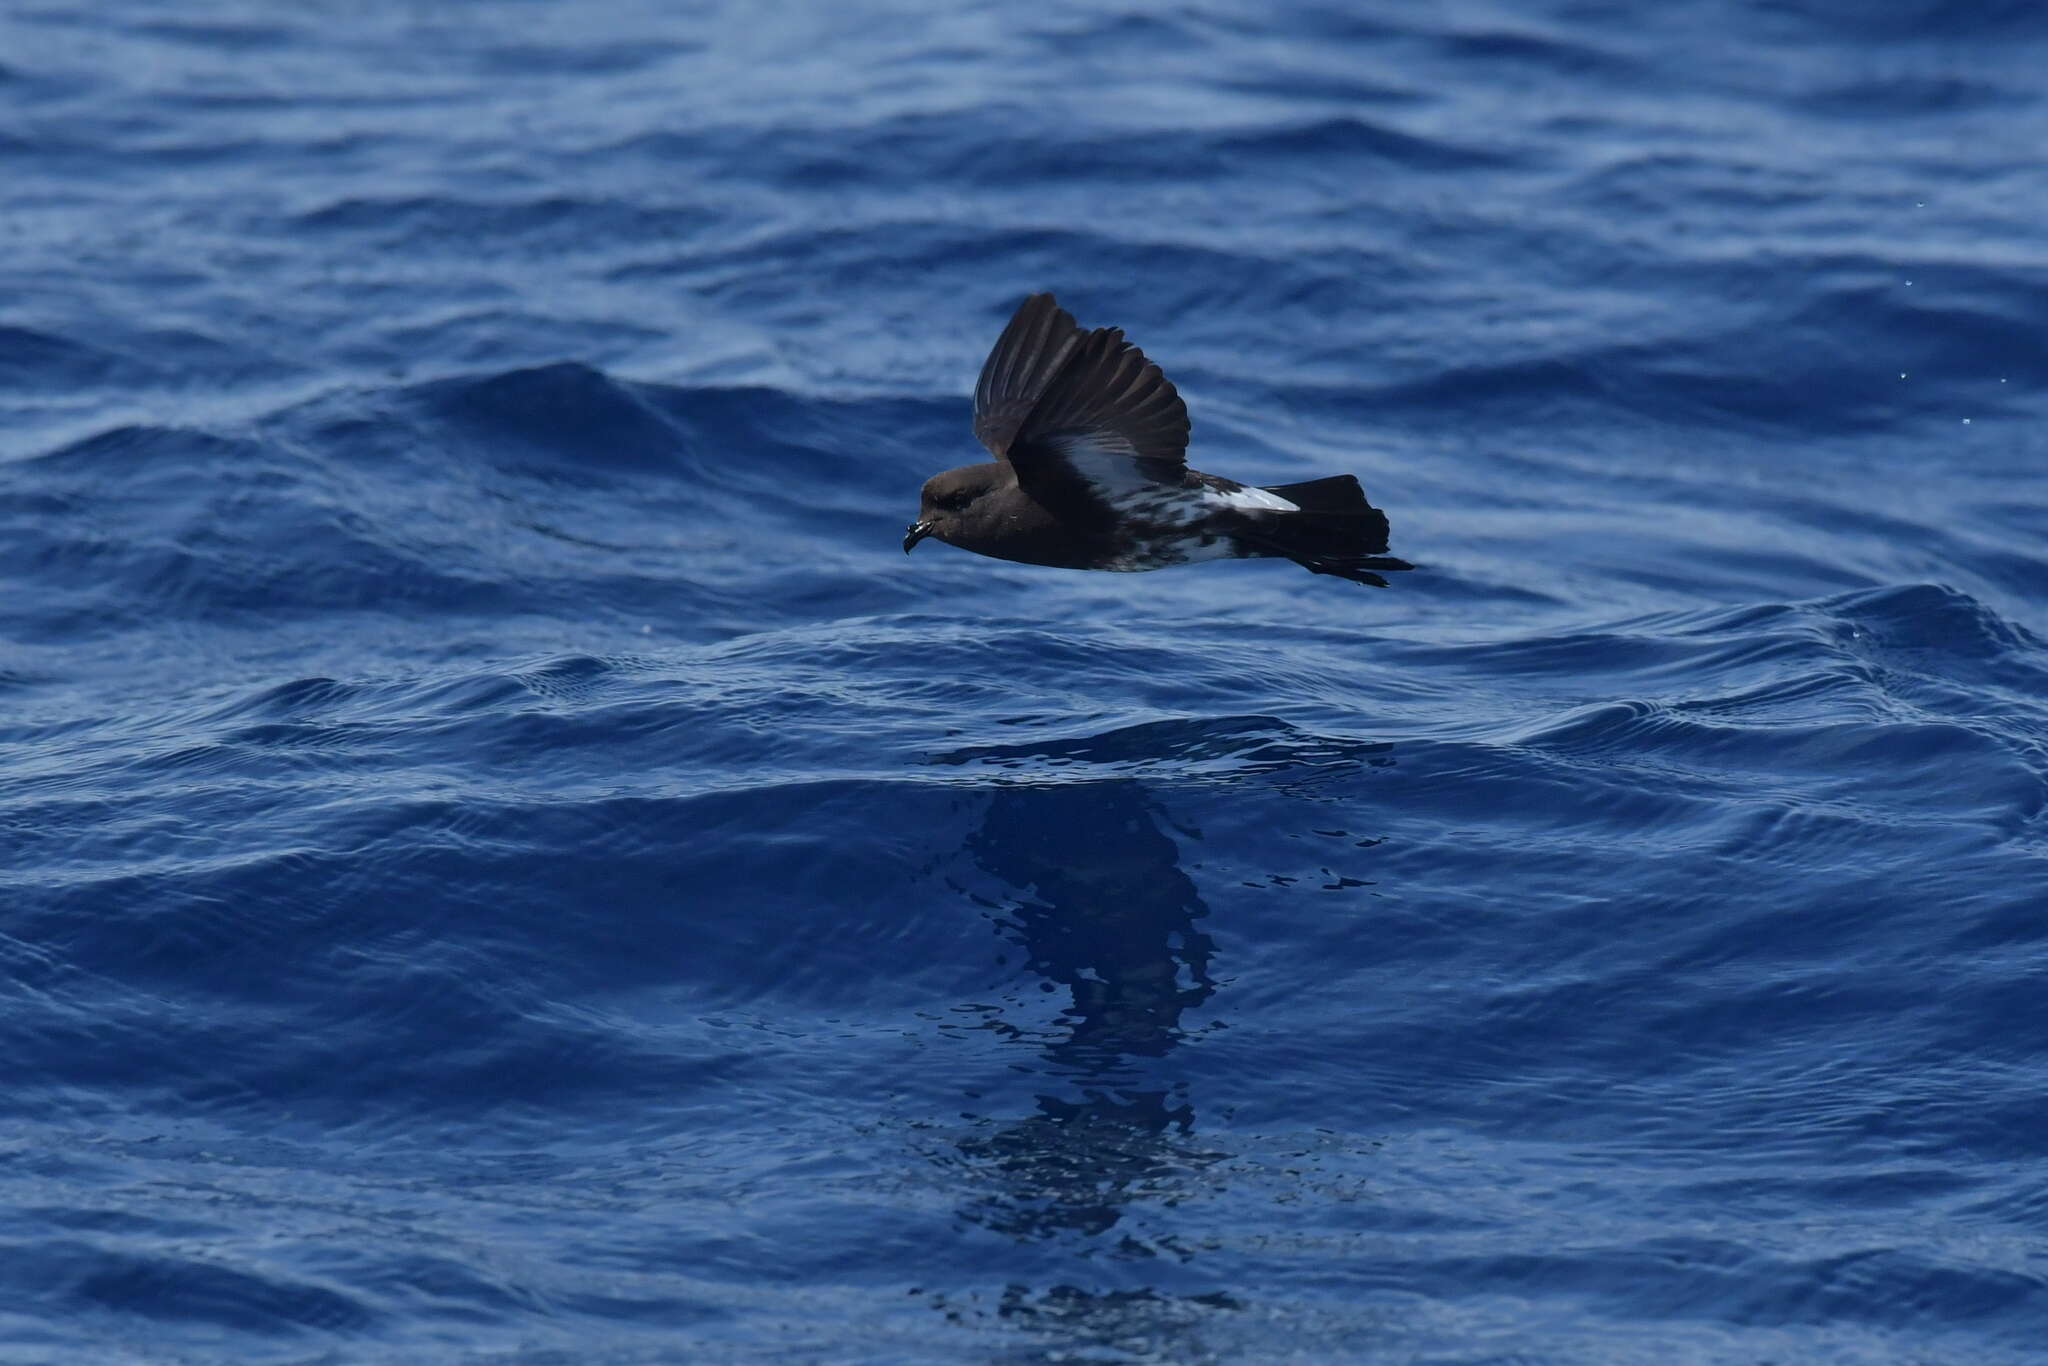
[903,293,1413,587]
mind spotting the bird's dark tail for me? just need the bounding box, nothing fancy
[1251,475,1415,588]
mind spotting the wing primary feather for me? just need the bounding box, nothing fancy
[973,293,1085,459]
[1009,320,1191,477]
[972,298,1194,528]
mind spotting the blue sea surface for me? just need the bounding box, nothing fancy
[5,2,2048,1361]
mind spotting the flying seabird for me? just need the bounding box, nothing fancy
[904,293,1413,587]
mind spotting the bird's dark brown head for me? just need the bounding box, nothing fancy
[904,463,1006,553]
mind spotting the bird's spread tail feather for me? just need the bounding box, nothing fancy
[1261,474,1374,514]
[1248,474,1413,586]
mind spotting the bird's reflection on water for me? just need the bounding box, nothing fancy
[918,719,1395,1353]
[928,777,1241,1349]
[968,780,1216,1073]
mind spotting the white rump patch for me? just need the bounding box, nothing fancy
[1203,484,1296,513]
[1044,432,1298,525]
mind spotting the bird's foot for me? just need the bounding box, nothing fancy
[1298,555,1415,587]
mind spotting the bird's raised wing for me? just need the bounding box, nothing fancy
[972,293,1085,460]
[1002,312,1192,526]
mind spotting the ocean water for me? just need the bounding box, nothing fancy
[4,1,2048,1361]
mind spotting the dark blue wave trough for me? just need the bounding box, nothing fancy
[4,2,2048,1361]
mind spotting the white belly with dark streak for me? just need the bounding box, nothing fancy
[1099,531,1246,571]
[1047,433,1302,570]
[1099,485,1295,571]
